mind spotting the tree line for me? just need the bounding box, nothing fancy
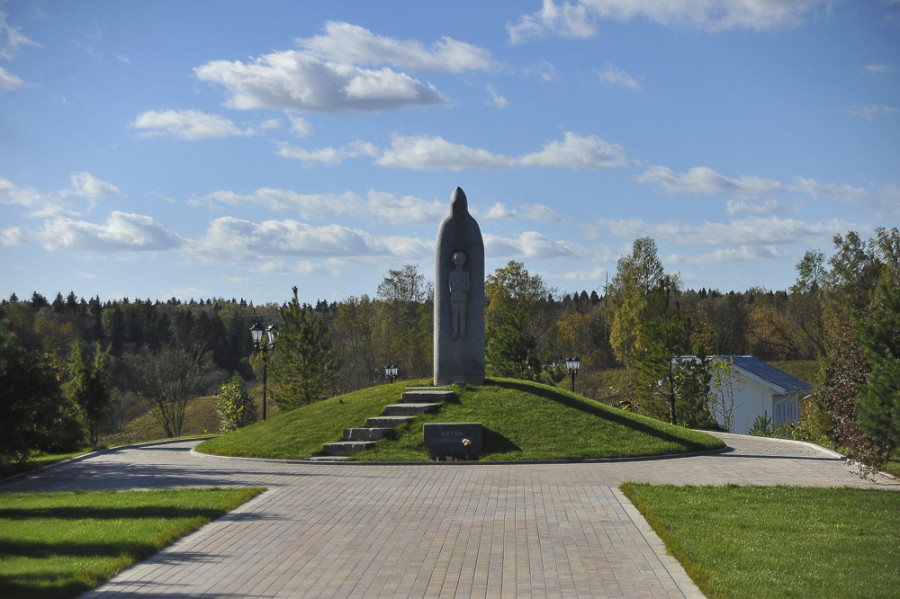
[1,227,897,468]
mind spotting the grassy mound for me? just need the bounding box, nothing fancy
[197,381,408,459]
[197,378,723,461]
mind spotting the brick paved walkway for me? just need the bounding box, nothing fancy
[2,433,896,598]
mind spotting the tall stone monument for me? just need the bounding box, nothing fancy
[434,187,485,385]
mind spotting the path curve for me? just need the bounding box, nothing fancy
[2,433,896,598]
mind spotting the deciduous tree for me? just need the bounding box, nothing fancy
[707,356,746,432]
[0,320,81,461]
[128,342,211,438]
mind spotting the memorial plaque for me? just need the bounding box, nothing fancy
[423,422,483,458]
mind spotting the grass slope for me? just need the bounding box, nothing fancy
[0,487,264,599]
[198,378,723,461]
[197,381,409,459]
[621,484,900,599]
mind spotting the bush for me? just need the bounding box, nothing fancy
[749,412,773,437]
[215,373,257,432]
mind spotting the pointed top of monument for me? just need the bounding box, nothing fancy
[451,187,467,215]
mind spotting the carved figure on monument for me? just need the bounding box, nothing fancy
[449,251,469,340]
[434,187,485,385]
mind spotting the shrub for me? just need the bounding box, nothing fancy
[215,373,257,432]
[749,411,773,436]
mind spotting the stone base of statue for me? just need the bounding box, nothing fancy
[434,187,485,386]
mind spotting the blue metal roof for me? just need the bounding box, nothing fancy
[723,355,813,393]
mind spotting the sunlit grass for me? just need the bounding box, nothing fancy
[197,378,723,461]
[197,381,412,459]
[355,378,723,461]
[0,487,264,599]
[621,484,900,599]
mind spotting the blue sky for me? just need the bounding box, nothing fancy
[1,1,898,305]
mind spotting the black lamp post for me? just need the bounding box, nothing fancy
[565,356,581,393]
[384,364,398,383]
[250,322,278,421]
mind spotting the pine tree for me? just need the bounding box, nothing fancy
[269,287,340,409]
[855,284,900,456]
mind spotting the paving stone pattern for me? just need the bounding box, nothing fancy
[2,433,896,598]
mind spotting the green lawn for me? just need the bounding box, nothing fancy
[621,484,900,599]
[197,378,723,461]
[197,381,410,459]
[0,487,264,599]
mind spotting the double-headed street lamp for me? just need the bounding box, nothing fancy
[565,356,581,394]
[384,364,398,384]
[250,322,279,421]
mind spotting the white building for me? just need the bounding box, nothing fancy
[707,355,813,434]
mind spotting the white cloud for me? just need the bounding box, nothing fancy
[194,51,443,114]
[296,21,494,73]
[288,115,312,137]
[276,143,354,166]
[116,55,131,64]
[880,183,900,203]
[637,165,887,215]
[865,64,897,75]
[0,65,24,90]
[2,227,25,246]
[0,177,49,216]
[596,65,641,90]
[190,187,446,224]
[190,188,365,219]
[508,0,824,42]
[670,245,792,268]
[131,109,252,140]
[0,13,40,61]
[484,231,577,260]
[1,173,121,218]
[376,134,515,171]
[596,215,855,247]
[793,177,889,214]
[189,216,429,262]
[519,132,627,170]
[346,131,628,172]
[365,190,446,224]
[39,211,182,252]
[637,166,787,195]
[525,59,558,82]
[486,84,509,108]
[508,0,596,43]
[67,172,120,199]
[726,198,790,216]
[480,202,563,222]
[260,118,283,130]
[845,104,899,121]
[561,267,608,283]
[258,260,325,276]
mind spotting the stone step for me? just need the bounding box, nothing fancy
[365,415,412,428]
[321,441,375,456]
[383,403,441,416]
[342,427,393,441]
[400,390,455,403]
